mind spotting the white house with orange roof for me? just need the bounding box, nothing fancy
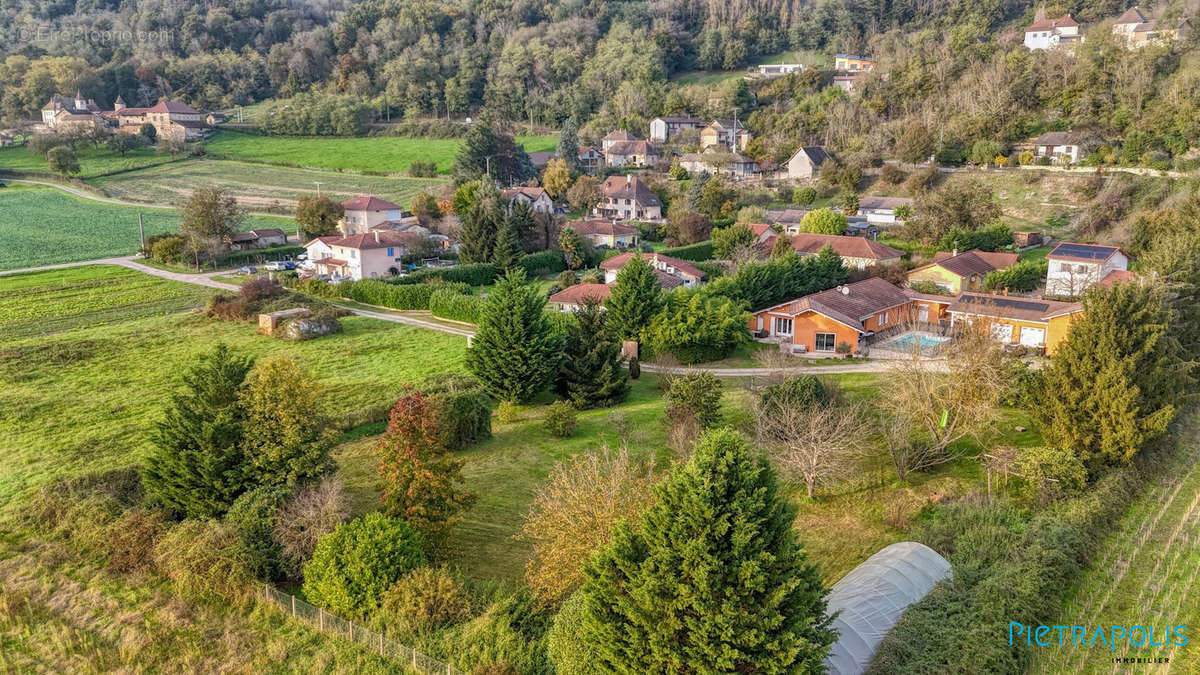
[339,196,405,235]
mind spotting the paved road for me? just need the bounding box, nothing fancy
[3,259,908,375]
[5,179,293,220]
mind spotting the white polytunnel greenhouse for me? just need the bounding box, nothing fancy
[823,541,952,675]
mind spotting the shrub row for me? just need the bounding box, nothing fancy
[429,289,484,323]
[346,280,470,310]
[661,241,714,262]
[390,263,500,287]
[518,250,567,276]
[867,462,1146,674]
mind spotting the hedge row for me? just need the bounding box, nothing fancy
[346,279,470,310]
[390,263,499,286]
[867,462,1146,674]
[661,241,714,262]
[429,288,484,323]
[519,250,567,276]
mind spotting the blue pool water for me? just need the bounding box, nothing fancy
[886,334,950,351]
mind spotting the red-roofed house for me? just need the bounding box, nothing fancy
[340,196,405,235]
[784,233,903,269]
[600,252,705,288]
[548,284,613,312]
[309,230,421,280]
[1024,14,1083,50]
[598,176,662,221]
[566,219,640,248]
[906,249,1019,294]
[750,277,916,354]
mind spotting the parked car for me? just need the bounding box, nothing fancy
[296,253,308,261]
[264,261,295,271]
[238,266,257,275]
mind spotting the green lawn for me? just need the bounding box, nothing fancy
[0,185,288,271]
[0,265,467,504]
[0,144,179,178]
[204,130,558,175]
[89,159,446,211]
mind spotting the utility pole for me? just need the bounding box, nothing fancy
[138,212,145,254]
[313,181,323,198]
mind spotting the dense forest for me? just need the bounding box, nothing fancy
[2,0,1198,163]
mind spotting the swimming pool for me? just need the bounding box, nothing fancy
[882,333,951,353]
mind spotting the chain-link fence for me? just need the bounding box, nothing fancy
[261,585,464,675]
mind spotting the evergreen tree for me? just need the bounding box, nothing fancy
[239,356,338,489]
[813,244,848,284]
[459,181,502,263]
[606,254,664,340]
[580,428,834,673]
[1040,283,1186,473]
[558,225,589,269]
[492,218,523,271]
[770,232,793,259]
[556,297,631,409]
[507,199,536,251]
[142,344,254,519]
[557,118,580,172]
[465,268,564,402]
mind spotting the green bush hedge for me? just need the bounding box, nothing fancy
[342,280,469,310]
[391,263,499,286]
[867,465,1144,674]
[519,250,567,276]
[661,241,714,262]
[422,374,492,449]
[429,288,484,323]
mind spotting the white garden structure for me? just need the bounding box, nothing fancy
[824,541,952,675]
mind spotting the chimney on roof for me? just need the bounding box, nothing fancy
[373,231,379,243]
[626,174,631,186]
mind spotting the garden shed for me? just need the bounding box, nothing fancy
[823,541,952,675]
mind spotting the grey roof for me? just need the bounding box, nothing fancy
[792,146,831,165]
[824,542,952,675]
[1032,131,1085,146]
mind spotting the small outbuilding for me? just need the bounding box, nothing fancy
[823,541,952,675]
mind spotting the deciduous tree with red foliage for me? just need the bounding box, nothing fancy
[377,388,476,545]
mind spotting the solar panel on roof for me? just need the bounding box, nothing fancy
[1053,243,1115,260]
[962,296,1050,312]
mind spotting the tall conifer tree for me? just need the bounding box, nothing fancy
[555,297,630,408]
[605,254,664,340]
[465,268,563,402]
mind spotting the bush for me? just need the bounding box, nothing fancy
[150,235,185,263]
[939,223,1012,252]
[580,269,604,284]
[380,567,472,632]
[556,270,577,287]
[429,288,484,323]
[409,160,438,177]
[880,165,907,184]
[660,241,714,262]
[203,293,252,321]
[224,486,291,580]
[394,263,500,286]
[644,292,749,364]
[445,593,552,675]
[217,245,305,268]
[543,401,578,438]
[759,375,827,411]
[302,512,426,618]
[983,260,1047,293]
[520,250,567,276]
[908,280,953,296]
[665,372,723,428]
[547,592,598,675]
[104,508,168,573]
[154,519,255,600]
[793,186,817,206]
[422,374,493,449]
[628,358,640,379]
[272,478,352,578]
[240,277,283,302]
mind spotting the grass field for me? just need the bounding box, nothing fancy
[0,185,289,271]
[0,265,467,504]
[1032,417,1200,674]
[90,159,446,211]
[0,144,178,178]
[204,130,558,175]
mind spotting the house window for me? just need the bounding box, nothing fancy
[815,332,837,352]
[877,312,888,326]
[774,317,793,335]
[350,250,357,259]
